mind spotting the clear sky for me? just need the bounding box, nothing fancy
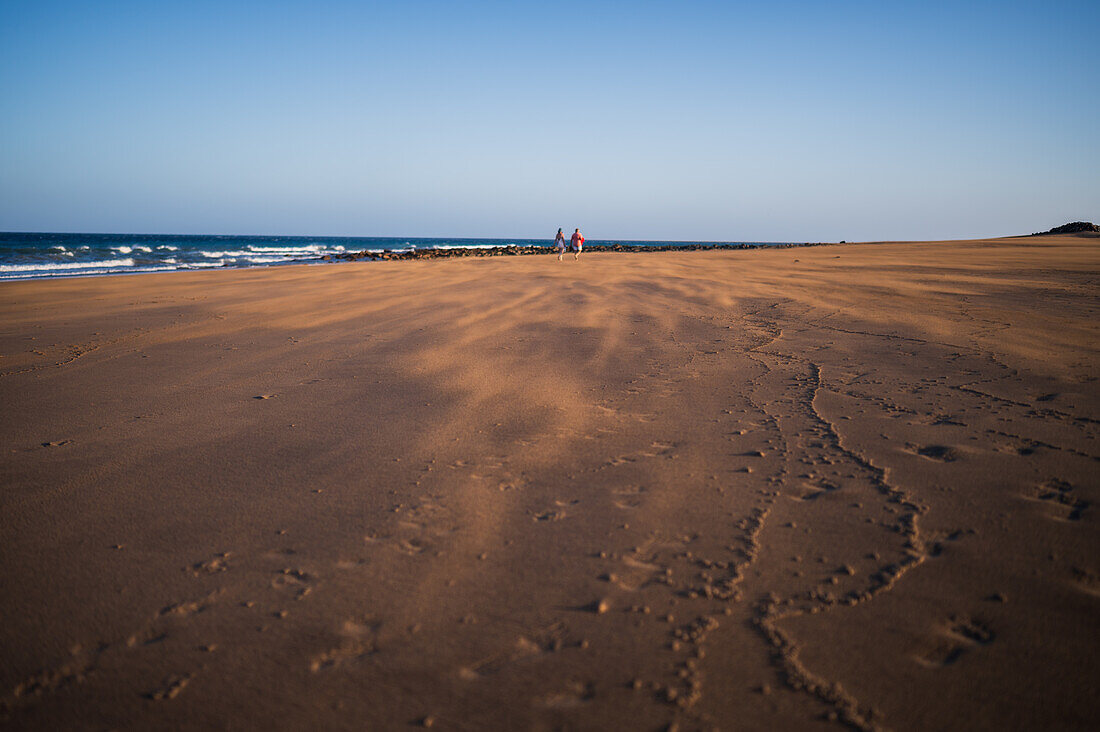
[1,0,1097,241]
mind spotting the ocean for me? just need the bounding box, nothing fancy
[0,232,800,281]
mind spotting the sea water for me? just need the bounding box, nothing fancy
[0,232,798,281]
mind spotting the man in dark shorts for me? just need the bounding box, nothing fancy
[570,228,584,261]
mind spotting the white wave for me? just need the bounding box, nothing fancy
[180,260,225,268]
[244,256,287,264]
[247,245,322,253]
[156,245,179,251]
[200,250,262,258]
[50,245,68,251]
[114,246,133,254]
[0,264,179,281]
[0,258,135,273]
[134,246,152,253]
[200,248,328,259]
[125,265,179,274]
[431,243,504,250]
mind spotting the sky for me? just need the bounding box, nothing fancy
[1,0,1097,242]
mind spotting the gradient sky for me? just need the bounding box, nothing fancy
[1,0,1097,241]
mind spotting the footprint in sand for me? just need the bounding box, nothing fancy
[460,623,566,680]
[794,478,841,501]
[612,486,647,510]
[272,568,314,599]
[908,444,959,462]
[334,557,368,570]
[1024,479,1089,521]
[396,537,431,555]
[538,681,595,709]
[1070,567,1100,597]
[309,618,380,672]
[926,529,971,558]
[128,632,168,648]
[533,498,579,522]
[157,593,218,619]
[916,616,995,668]
[610,556,665,590]
[145,674,191,700]
[189,552,231,575]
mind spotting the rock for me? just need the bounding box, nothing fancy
[328,241,829,264]
[1035,221,1099,235]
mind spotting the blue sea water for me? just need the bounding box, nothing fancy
[0,232,800,281]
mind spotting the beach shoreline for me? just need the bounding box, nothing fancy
[1,235,1097,730]
[8,229,1095,281]
[0,232,816,282]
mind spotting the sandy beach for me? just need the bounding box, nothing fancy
[1,234,1097,730]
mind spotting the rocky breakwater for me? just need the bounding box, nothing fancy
[325,242,819,262]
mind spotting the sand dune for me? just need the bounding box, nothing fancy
[1,235,1097,730]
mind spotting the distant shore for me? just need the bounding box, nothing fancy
[0,232,814,281]
[6,223,1094,278]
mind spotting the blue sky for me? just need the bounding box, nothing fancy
[1,0,1097,241]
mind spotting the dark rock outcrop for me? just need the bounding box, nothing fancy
[1033,222,1099,235]
[328,242,823,263]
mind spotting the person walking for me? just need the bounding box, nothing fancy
[553,228,567,261]
[570,228,584,261]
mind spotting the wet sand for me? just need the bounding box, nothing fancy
[1,234,1097,730]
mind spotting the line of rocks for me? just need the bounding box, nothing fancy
[323,241,826,262]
